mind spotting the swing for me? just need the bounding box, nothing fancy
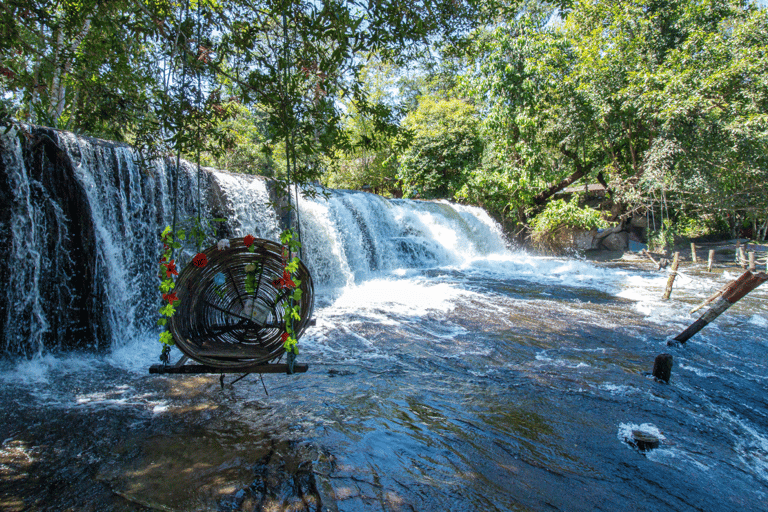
[163,237,314,371]
[149,2,313,378]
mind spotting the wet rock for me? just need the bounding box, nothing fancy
[246,440,325,511]
[571,229,597,251]
[600,231,629,251]
[631,430,660,452]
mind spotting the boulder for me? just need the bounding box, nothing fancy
[600,231,629,251]
[630,215,648,228]
[571,228,597,251]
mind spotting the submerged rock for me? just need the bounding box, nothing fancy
[631,430,661,452]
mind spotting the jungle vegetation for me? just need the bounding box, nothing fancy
[1,0,767,246]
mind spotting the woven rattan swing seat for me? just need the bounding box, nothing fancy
[164,237,314,372]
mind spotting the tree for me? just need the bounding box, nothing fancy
[465,0,768,234]
[398,96,483,198]
[323,56,405,195]
[0,0,173,140]
[1,0,498,182]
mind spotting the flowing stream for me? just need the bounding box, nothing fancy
[1,128,767,511]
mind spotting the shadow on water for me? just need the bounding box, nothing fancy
[0,366,330,511]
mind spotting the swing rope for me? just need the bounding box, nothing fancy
[195,1,204,252]
[282,8,297,374]
[170,0,191,259]
[161,0,190,365]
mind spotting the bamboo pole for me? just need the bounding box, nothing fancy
[642,249,658,267]
[707,249,715,272]
[690,243,697,263]
[748,251,756,271]
[662,252,680,300]
[673,271,768,343]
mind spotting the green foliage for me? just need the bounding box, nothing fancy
[528,198,609,252]
[399,96,483,199]
[529,198,608,234]
[462,0,768,232]
[646,220,676,253]
[322,56,405,195]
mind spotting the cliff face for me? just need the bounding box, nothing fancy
[0,125,284,356]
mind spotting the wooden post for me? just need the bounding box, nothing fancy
[739,245,747,268]
[748,251,756,271]
[662,252,680,300]
[690,243,697,263]
[707,249,715,272]
[652,353,673,383]
[672,271,768,343]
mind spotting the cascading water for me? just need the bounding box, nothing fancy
[297,190,509,288]
[1,127,767,511]
[0,126,216,354]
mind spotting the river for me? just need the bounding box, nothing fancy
[2,208,768,511]
[1,127,767,511]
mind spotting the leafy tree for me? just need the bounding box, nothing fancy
[1,0,498,182]
[324,56,405,195]
[465,0,768,236]
[399,96,483,198]
[0,0,167,139]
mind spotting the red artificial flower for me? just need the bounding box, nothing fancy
[273,270,296,290]
[244,234,256,248]
[283,270,295,289]
[162,291,179,304]
[281,331,290,342]
[163,259,178,278]
[160,255,167,263]
[192,252,208,267]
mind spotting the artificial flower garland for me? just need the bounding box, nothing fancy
[275,228,303,361]
[157,225,208,364]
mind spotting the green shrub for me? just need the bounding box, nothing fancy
[529,198,609,252]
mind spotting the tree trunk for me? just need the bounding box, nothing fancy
[532,168,587,207]
[532,144,588,207]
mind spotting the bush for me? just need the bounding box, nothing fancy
[529,198,609,252]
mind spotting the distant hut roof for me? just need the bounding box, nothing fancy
[558,183,607,196]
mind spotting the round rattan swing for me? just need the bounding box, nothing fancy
[149,1,315,377]
[167,237,314,371]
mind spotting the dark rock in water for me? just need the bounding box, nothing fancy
[0,126,104,353]
[652,353,674,383]
[246,440,324,511]
[631,430,660,451]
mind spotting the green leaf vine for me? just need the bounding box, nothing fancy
[157,225,183,364]
[276,228,302,357]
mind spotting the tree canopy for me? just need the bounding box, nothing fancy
[463,0,768,235]
[2,0,767,242]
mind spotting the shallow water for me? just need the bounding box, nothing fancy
[2,255,767,511]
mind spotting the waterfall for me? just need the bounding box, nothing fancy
[0,126,510,356]
[298,191,509,288]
